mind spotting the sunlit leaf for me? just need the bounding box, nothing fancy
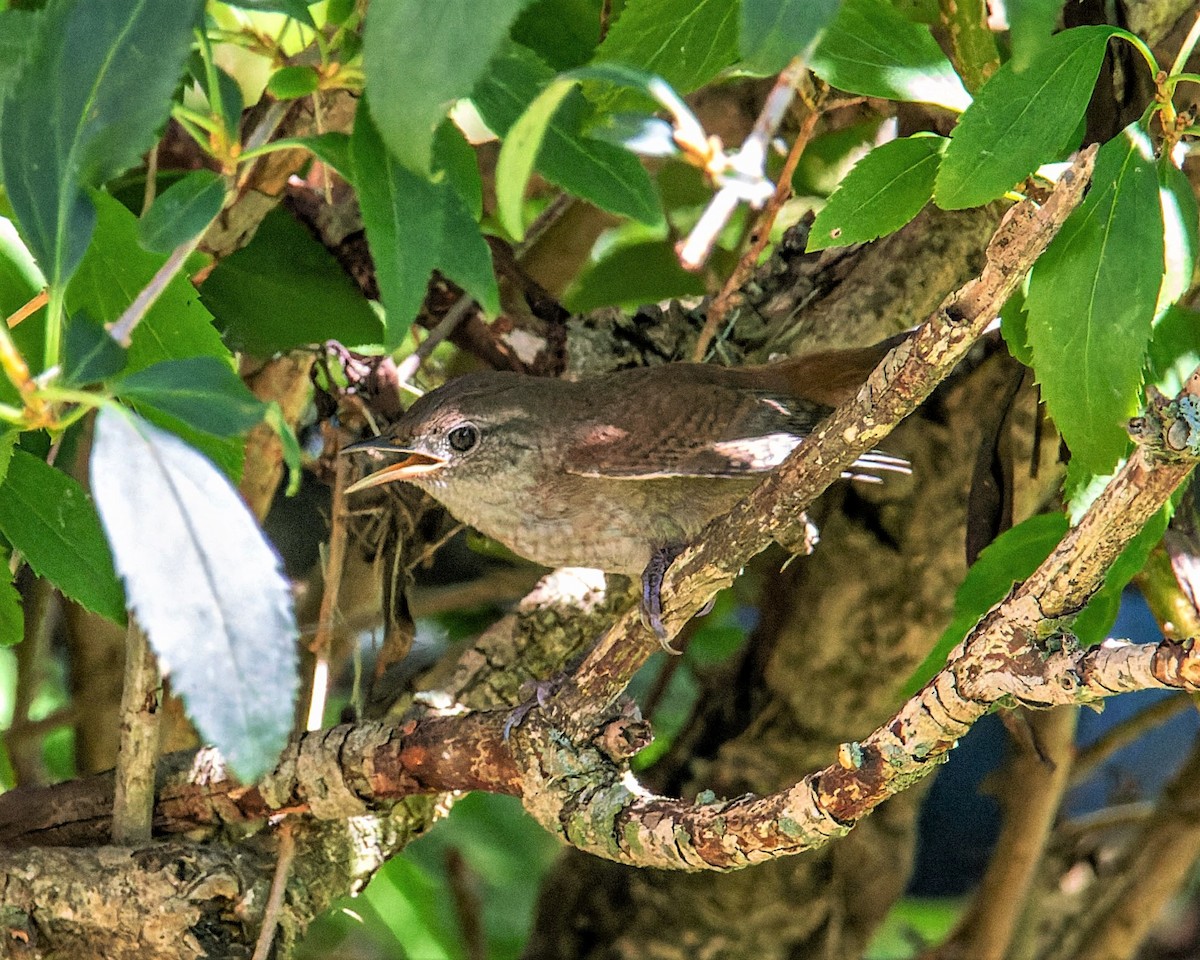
[811,0,971,112]
[936,25,1116,209]
[1025,124,1164,475]
[807,135,945,251]
[90,409,298,782]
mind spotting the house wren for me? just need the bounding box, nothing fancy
[343,342,908,644]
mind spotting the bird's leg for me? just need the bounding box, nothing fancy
[641,543,685,652]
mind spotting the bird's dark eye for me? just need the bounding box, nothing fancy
[448,423,480,453]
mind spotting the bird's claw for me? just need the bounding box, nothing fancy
[502,678,561,739]
[641,544,684,654]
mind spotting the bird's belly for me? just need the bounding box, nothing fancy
[446,475,758,576]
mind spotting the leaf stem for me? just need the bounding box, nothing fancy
[1170,11,1200,77]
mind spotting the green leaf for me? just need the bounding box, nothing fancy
[810,0,971,112]
[200,206,384,354]
[999,289,1033,367]
[1025,124,1164,475]
[1073,503,1170,645]
[903,512,1068,696]
[741,0,839,75]
[595,0,738,96]
[350,99,498,349]
[1157,157,1199,318]
[138,170,227,254]
[219,0,315,25]
[565,240,705,311]
[473,43,661,229]
[265,402,302,496]
[0,449,126,624]
[807,135,945,251]
[363,0,537,172]
[0,9,37,122]
[63,312,128,386]
[1008,0,1067,72]
[935,26,1116,209]
[363,858,461,960]
[1149,305,1200,397]
[293,131,353,178]
[90,409,298,783]
[0,566,21,648]
[66,192,229,374]
[267,64,320,100]
[495,77,579,239]
[0,0,203,289]
[512,0,602,69]
[114,358,267,438]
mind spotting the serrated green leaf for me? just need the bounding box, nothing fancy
[66,192,229,374]
[0,567,21,648]
[0,0,203,289]
[0,432,16,487]
[350,99,498,348]
[0,449,126,624]
[473,43,661,228]
[902,512,1068,696]
[90,408,298,783]
[114,357,267,438]
[1008,0,1067,72]
[565,240,705,311]
[219,0,315,25]
[999,289,1034,367]
[741,0,839,75]
[267,64,320,100]
[63,312,128,386]
[1026,124,1164,475]
[138,170,227,255]
[807,135,945,251]
[363,0,536,172]
[935,25,1115,209]
[811,0,971,112]
[200,206,383,354]
[595,0,738,96]
[1157,158,1199,318]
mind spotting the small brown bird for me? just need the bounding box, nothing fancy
[344,342,907,642]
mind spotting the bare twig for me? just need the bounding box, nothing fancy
[111,621,161,845]
[691,86,827,361]
[251,820,297,960]
[925,707,1078,960]
[1071,693,1194,785]
[678,57,810,271]
[306,444,350,732]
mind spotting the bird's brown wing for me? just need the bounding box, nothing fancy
[562,378,817,479]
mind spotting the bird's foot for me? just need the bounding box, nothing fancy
[640,544,685,653]
[502,676,563,740]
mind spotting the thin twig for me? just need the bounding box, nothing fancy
[691,86,827,361]
[109,237,203,346]
[111,620,161,845]
[306,443,350,731]
[1070,693,1194,785]
[395,295,476,388]
[678,56,811,271]
[251,820,297,960]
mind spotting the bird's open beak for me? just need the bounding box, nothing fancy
[342,437,446,494]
